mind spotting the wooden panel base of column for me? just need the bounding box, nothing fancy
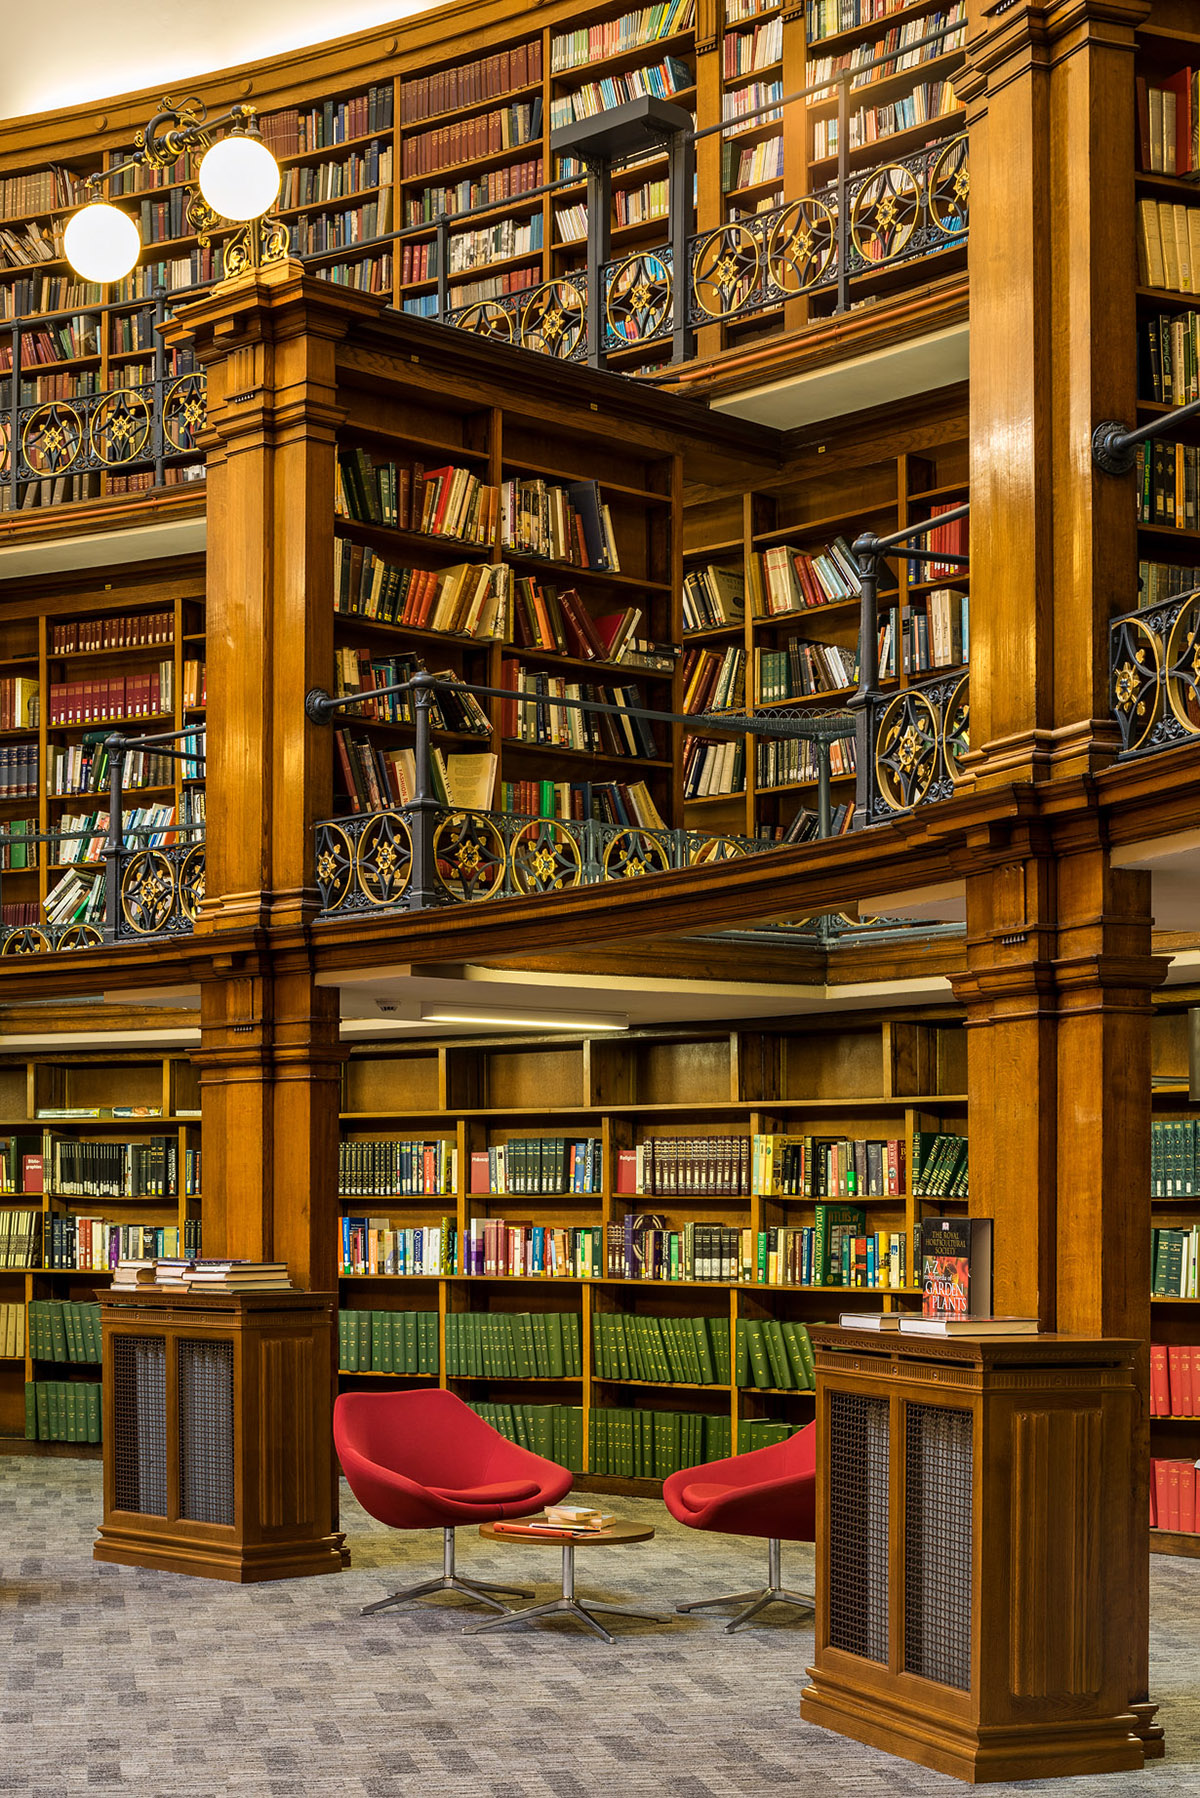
[93,1525,344,1584]
[799,1677,1145,1786]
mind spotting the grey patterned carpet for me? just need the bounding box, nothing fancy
[1,1456,1197,1796]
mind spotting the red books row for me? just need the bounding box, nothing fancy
[51,611,173,654]
[1150,1342,1200,1417]
[402,101,543,179]
[401,41,542,124]
[47,672,169,725]
[1151,1457,1200,1534]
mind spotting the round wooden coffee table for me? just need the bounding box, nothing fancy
[465,1519,668,1642]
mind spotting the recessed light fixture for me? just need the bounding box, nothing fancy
[418,1004,628,1032]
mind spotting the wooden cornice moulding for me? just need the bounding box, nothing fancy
[1051,951,1171,996]
[659,278,969,402]
[695,0,720,52]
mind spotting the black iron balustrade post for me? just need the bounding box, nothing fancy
[835,71,852,315]
[817,738,833,838]
[7,319,20,512]
[152,285,167,489]
[406,670,451,909]
[102,735,126,943]
[668,122,696,365]
[848,530,881,826]
[582,153,614,371]
[435,213,450,323]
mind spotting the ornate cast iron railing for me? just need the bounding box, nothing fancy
[860,669,969,823]
[315,805,778,916]
[306,670,855,919]
[1110,588,1200,758]
[848,504,970,822]
[0,723,204,955]
[1,288,207,508]
[446,134,967,365]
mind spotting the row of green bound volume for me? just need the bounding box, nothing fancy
[27,1298,102,1363]
[912,1130,969,1197]
[445,1310,582,1378]
[595,1316,816,1389]
[25,1380,101,1442]
[338,1309,438,1373]
[470,1403,807,1479]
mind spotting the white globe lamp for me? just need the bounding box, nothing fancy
[198,134,281,221]
[63,202,141,283]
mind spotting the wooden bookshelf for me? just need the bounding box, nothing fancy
[679,426,968,838]
[0,1050,201,1452]
[1149,1004,1200,1554]
[334,1013,967,1492]
[0,566,205,929]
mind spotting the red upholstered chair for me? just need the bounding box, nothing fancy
[662,1423,816,1631]
[334,1388,573,1616]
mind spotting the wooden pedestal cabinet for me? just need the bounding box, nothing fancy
[801,1327,1146,1784]
[94,1289,344,1582]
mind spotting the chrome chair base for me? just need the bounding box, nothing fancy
[674,1537,814,1632]
[361,1525,533,1617]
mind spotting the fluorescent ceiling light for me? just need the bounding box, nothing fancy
[418,1003,628,1032]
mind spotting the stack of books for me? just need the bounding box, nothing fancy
[111,1258,292,1292]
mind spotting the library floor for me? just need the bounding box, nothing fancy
[2,1458,1199,1798]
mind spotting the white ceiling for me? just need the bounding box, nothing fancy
[1,2,445,123]
[711,324,969,430]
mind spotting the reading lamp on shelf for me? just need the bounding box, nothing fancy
[63,95,286,285]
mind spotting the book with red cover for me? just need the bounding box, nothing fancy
[1181,1344,1196,1417]
[921,1216,993,1319]
[1151,1342,1171,1417]
[469,1150,490,1195]
[1181,1462,1197,1534]
[1154,1458,1171,1530]
[21,1153,43,1194]
[616,1148,637,1195]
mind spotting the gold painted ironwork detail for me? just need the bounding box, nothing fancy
[57,923,103,951]
[874,691,939,811]
[455,301,514,343]
[768,199,836,293]
[520,281,585,359]
[606,254,672,343]
[509,820,583,894]
[432,811,506,900]
[692,225,760,319]
[852,164,920,264]
[178,846,205,921]
[356,812,414,907]
[121,849,177,934]
[689,836,750,865]
[22,402,84,474]
[1165,596,1200,736]
[162,375,208,452]
[928,135,969,234]
[89,388,152,466]
[314,823,354,911]
[602,828,671,880]
[1,927,51,955]
[942,675,970,779]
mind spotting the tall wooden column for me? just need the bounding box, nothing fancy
[193,958,344,1293]
[162,261,379,934]
[951,836,1166,1747]
[959,0,1147,788]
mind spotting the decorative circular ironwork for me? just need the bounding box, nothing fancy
[315,823,355,912]
[509,819,584,894]
[432,810,506,902]
[0,926,51,955]
[57,923,103,951]
[606,253,672,344]
[602,827,671,880]
[0,415,9,481]
[688,835,750,865]
[767,199,837,295]
[1165,595,1200,735]
[873,690,940,812]
[691,224,761,319]
[941,674,969,780]
[178,845,206,921]
[162,375,208,453]
[454,300,514,344]
[928,135,969,236]
[1110,614,1162,753]
[120,849,177,935]
[355,811,414,907]
[519,280,586,360]
[22,402,84,474]
[851,163,921,265]
[89,388,152,466]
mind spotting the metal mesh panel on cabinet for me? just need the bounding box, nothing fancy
[178,1338,236,1525]
[112,1335,167,1516]
[904,1401,973,1690]
[828,1390,890,1662]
